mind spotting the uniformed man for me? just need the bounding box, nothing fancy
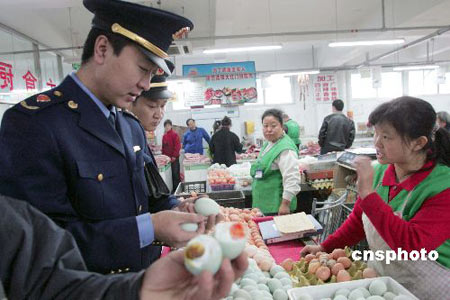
[0,0,205,274]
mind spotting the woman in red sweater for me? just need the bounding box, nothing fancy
[301,96,450,299]
[162,119,181,192]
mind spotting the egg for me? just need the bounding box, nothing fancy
[348,289,364,300]
[337,257,352,269]
[184,235,223,275]
[233,289,252,300]
[335,288,351,297]
[356,287,371,298]
[336,269,351,282]
[366,296,384,300]
[267,278,283,293]
[363,267,377,278]
[308,261,321,274]
[304,254,316,262]
[280,277,292,287]
[331,248,346,259]
[315,266,331,281]
[214,222,247,259]
[257,283,270,292]
[393,295,411,300]
[180,222,198,232]
[280,258,294,271]
[383,292,397,300]
[273,289,288,300]
[331,262,345,275]
[194,197,220,216]
[369,279,387,296]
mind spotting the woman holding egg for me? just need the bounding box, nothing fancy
[251,109,301,215]
[301,97,450,299]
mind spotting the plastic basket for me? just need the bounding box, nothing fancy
[207,190,245,208]
[174,181,206,197]
[210,183,235,191]
[175,182,245,208]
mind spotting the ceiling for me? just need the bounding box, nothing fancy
[1,0,450,73]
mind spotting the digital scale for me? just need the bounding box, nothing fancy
[337,148,377,169]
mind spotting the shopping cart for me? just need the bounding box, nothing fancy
[311,189,369,251]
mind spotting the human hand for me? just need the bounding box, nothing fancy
[152,210,206,248]
[176,195,225,231]
[140,249,249,300]
[353,156,375,199]
[278,200,291,215]
[299,245,325,257]
[170,157,176,163]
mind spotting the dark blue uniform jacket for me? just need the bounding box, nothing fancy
[0,76,177,274]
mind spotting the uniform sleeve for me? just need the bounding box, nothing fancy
[210,134,216,154]
[0,196,143,300]
[274,150,301,200]
[0,109,144,273]
[318,118,328,147]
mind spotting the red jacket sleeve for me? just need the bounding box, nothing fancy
[359,189,450,252]
[321,189,450,253]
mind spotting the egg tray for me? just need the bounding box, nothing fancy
[210,183,235,191]
[175,182,246,208]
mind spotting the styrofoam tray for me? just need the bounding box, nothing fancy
[288,277,418,300]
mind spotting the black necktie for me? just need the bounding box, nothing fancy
[108,112,116,130]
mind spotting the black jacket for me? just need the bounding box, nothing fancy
[210,127,243,167]
[0,195,142,300]
[318,112,355,154]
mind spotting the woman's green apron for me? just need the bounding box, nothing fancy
[250,135,298,214]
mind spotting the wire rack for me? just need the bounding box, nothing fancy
[311,190,369,251]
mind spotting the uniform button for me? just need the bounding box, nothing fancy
[118,269,122,273]
[53,90,63,97]
[138,205,142,213]
[110,270,115,274]
[125,267,130,272]
[97,173,104,181]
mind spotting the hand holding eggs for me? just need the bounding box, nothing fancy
[184,222,247,275]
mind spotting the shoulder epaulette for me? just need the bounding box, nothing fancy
[15,89,67,114]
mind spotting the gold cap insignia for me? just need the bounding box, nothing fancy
[111,23,168,59]
[172,27,190,40]
[68,100,78,109]
[20,100,39,110]
[156,68,165,76]
[54,91,63,97]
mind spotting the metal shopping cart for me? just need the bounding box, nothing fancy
[311,189,369,251]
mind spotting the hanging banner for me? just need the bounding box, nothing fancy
[182,61,257,106]
[313,74,338,102]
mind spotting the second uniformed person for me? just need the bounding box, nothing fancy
[0,0,205,274]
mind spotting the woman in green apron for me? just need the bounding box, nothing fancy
[301,96,450,299]
[251,109,301,215]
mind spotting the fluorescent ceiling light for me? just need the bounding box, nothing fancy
[204,45,282,54]
[393,65,439,71]
[328,39,405,47]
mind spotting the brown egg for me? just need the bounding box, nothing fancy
[363,267,377,278]
[305,254,316,262]
[315,266,331,281]
[331,248,346,260]
[281,258,294,271]
[336,269,351,282]
[337,257,352,269]
[331,262,345,275]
